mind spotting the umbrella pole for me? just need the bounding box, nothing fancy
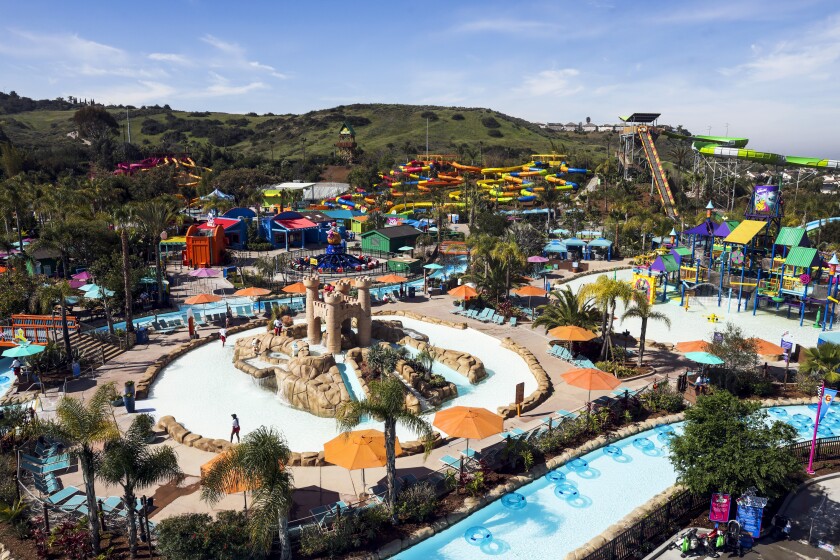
[243,490,247,512]
[362,468,366,495]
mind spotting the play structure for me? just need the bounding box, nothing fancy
[113,154,212,187]
[303,276,372,354]
[296,223,378,273]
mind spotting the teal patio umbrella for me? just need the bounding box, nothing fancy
[685,352,724,365]
[84,287,115,300]
[2,344,46,358]
[398,246,414,252]
[423,263,443,271]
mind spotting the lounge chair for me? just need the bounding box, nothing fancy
[501,427,525,440]
[450,306,463,314]
[460,448,480,460]
[100,496,123,514]
[399,473,419,488]
[509,317,517,327]
[237,306,256,318]
[45,486,80,506]
[439,455,461,470]
[493,315,505,325]
[33,474,62,495]
[612,387,641,398]
[59,494,88,513]
[21,458,71,476]
[154,320,177,334]
[477,308,493,322]
[465,309,479,319]
[547,345,561,357]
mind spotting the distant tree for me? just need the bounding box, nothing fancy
[800,343,840,390]
[533,286,601,332]
[210,168,276,202]
[72,106,119,142]
[669,391,799,498]
[706,322,759,393]
[620,294,671,367]
[347,162,381,191]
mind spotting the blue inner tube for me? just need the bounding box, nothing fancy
[768,407,788,417]
[603,445,622,456]
[633,437,654,450]
[464,526,493,545]
[545,471,566,483]
[817,425,835,437]
[555,482,579,499]
[568,458,588,471]
[655,425,675,434]
[808,403,820,411]
[657,432,674,444]
[793,413,813,424]
[501,492,527,510]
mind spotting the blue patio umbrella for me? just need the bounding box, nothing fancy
[685,352,724,365]
[423,263,444,270]
[398,246,414,252]
[78,284,98,292]
[84,287,115,300]
[2,344,46,358]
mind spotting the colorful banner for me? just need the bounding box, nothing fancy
[709,493,731,523]
[752,185,779,215]
[736,504,763,538]
[818,388,837,423]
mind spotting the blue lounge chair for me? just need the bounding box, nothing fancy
[460,448,479,459]
[494,315,505,325]
[612,387,642,397]
[100,496,123,513]
[478,308,494,322]
[439,455,461,470]
[501,427,525,440]
[21,458,71,475]
[237,306,256,319]
[509,317,517,327]
[45,486,80,506]
[59,494,87,512]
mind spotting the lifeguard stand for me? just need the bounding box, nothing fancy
[335,122,358,164]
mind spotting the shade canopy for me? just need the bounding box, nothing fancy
[324,429,401,471]
[675,340,710,353]
[84,287,115,299]
[188,268,220,278]
[527,255,549,263]
[685,351,724,365]
[561,368,621,391]
[71,270,92,281]
[281,282,308,294]
[547,325,597,342]
[423,263,444,270]
[376,274,408,283]
[200,450,258,495]
[2,344,46,358]
[448,284,478,300]
[68,279,87,289]
[78,283,99,292]
[184,293,222,305]
[513,285,548,297]
[397,246,414,252]
[234,287,272,297]
[748,338,785,356]
[433,406,504,440]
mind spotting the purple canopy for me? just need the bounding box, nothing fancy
[72,270,93,281]
[713,221,738,237]
[527,255,550,263]
[69,279,87,289]
[682,220,716,237]
[188,268,220,278]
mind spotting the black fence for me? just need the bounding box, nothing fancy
[579,434,840,560]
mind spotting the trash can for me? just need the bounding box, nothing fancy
[136,327,149,344]
[408,286,416,298]
[72,362,81,378]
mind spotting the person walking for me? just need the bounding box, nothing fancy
[273,317,282,336]
[219,326,227,347]
[11,358,21,381]
[230,413,240,443]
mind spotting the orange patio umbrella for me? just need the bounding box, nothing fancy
[749,338,785,357]
[448,284,478,300]
[376,273,408,284]
[324,429,401,491]
[675,340,709,353]
[433,406,504,454]
[234,287,272,297]
[513,285,547,297]
[281,282,308,294]
[561,367,621,406]
[201,449,258,509]
[184,293,222,305]
[547,325,597,342]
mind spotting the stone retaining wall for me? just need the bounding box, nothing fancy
[496,338,552,418]
[372,310,468,330]
[399,336,486,384]
[135,320,264,399]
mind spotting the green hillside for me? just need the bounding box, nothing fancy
[1,102,616,166]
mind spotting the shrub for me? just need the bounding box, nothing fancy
[487,129,503,138]
[248,242,274,252]
[156,511,260,560]
[32,519,93,560]
[639,383,685,413]
[595,360,637,379]
[397,481,438,522]
[481,116,501,129]
[419,110,438,121]
[428,374,448,388]
[451,113,465,121]
[299,504,389,557]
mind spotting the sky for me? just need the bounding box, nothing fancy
[2,0,840,158]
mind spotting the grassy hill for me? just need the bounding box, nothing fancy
[1,101,617,166]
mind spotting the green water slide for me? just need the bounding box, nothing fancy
[662,130,840,169]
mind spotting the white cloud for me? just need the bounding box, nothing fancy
[454,19,555,34]
[149,53,191,65]
[517,69,582,97]
[200,34,244,56]
[247,61,287,79]
[86,80,177,107]
[0,29,126,62]
[200,34,287,79]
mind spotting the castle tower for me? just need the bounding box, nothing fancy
[355,277,373,347]
[304,276,322,345]
[323,292,344,354]
[335,122,358,164]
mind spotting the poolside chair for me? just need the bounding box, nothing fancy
[509,317,517,327]
[477,308,493,322]
[152,320,176,335]
[501,427,525,440]
[465,309,479,320]
[21,457,71,476]
[460,447,480,460]
[33,474,62,495]
[59,494,88,513]
[45,486,80,506]
[439,455,461,470]
[100,496,123,514]
[493,315,505,325]
[237,306,256,318]
[399,473,419,488]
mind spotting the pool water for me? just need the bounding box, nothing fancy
[395,405,829,559]
[147,316,536,450]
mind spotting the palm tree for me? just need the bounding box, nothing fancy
[336,377,432,520]
[462,260,508,304]
[537,185,562,233]
[201,426,294,560]
[620,294,672,367]
[131,196,182,304]
[34,280,76,359]
[580,276,634,360]
[98,414,183,557]
[490,239,524,296]
[532,286,600,332]
[112,207,135,333]
[37,383,120,555]
[801,343,840,386]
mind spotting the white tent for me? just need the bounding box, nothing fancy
[201,189,235,200]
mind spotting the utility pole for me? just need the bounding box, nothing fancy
[425,118,429,160]
[301,137,306,162]
[724,123,729,136]
[707,125,712,135]
[126,108,131,144]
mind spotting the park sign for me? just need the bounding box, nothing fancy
[708,493,731,523]
[735,490,768,538]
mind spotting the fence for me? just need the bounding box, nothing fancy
[579,434,840,560]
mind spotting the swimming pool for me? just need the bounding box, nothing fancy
[0,373,14,401]
[394,404,828,559]
[146,315,536,450]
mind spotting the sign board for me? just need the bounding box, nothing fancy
[736,504,763,538]
[309,257,318,266]
[712,331,724,344]
[709,493,731,523]
[752,185,779,215]
[780,338,794,364]
[515,382,525,405]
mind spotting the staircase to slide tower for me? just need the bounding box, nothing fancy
[637,126,679,220]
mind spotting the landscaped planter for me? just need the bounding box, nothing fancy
[123,394,136,413]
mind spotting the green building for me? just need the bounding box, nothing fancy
[360,225,423,254]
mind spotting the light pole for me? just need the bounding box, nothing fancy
[301,136,307,162]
